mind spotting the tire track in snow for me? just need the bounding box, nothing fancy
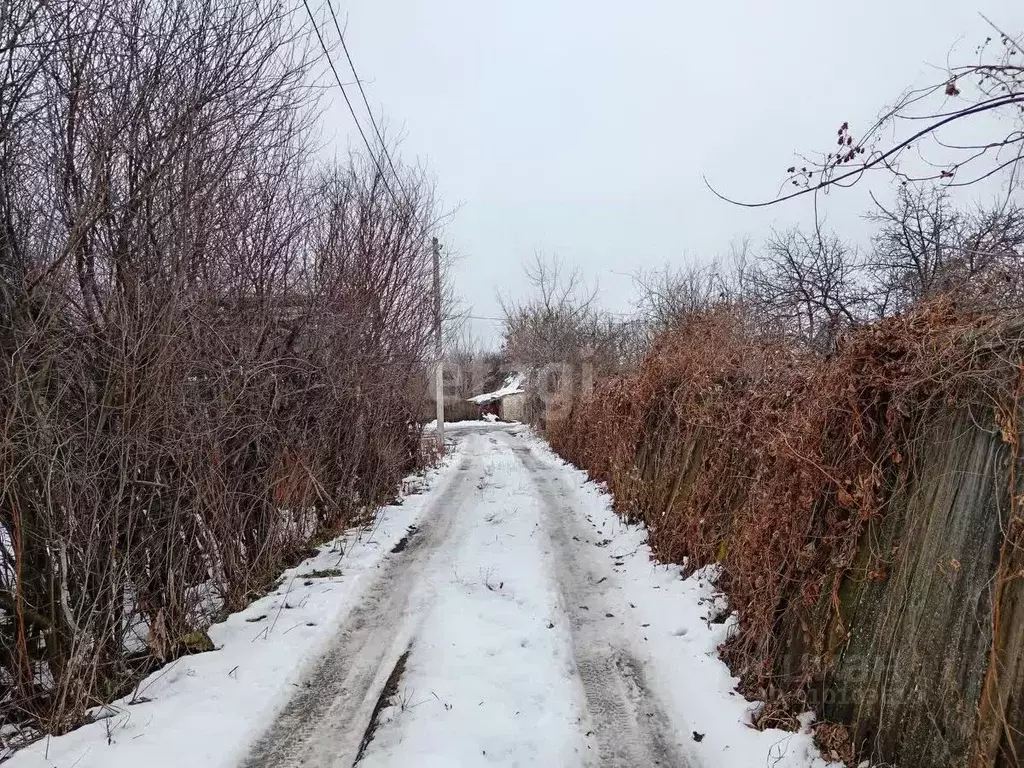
[507,434,692,768]
[239,450,480,768]
[242,427,691,768]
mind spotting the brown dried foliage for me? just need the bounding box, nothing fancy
[549,299,1024,722]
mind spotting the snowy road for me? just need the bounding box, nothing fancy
[11,424,837,768]
[242,426,691,768]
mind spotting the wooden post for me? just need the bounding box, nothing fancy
[432,237,444,453]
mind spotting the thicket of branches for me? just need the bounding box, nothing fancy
[532,188,1024,766]
[623,187,1024,357]
[499,21,1024,766]
[0,0,440,735]
[549,298,1024,765]
[497,254,642,424]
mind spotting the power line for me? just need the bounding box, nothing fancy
[300,0,401,209]
[325,0,407,203]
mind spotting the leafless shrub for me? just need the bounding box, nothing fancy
[0,0,441,735]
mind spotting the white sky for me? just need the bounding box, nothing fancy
[318,0,1023,346]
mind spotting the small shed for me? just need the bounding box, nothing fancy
[468,373,526,422]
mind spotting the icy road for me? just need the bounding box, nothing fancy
[12,424,837,768]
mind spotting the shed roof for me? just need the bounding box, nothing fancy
[468,373,525,405]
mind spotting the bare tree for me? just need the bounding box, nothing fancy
[865,186,965,314]
[632,261,723,337]
[866,185,1024,314]
[745,228,867,353]
[709,21,1024,206]
[500,254,599,368]
[500,254,628,424]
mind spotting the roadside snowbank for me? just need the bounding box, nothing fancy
[7,449,463,768]
[519,428,844,768]
[422,419,502,430]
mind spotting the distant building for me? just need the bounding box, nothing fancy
[468,373,526,422]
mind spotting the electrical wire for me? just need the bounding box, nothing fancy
[325,0,408,202]
[300,0,401,209]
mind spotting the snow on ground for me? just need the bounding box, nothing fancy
[514,428,842,768]
[358,437,589,768]
[7,447,465,768]
[11,424,843,768]
[358,426,841,768]
[423,418,503,431]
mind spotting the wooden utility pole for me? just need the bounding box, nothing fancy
[432,237,444,453]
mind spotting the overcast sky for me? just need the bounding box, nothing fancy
[318,1,1023,347]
